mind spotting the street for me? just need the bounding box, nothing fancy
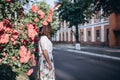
[53,45,120,80]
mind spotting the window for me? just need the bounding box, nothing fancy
[70,32,72,42]
[96,30,100,41]
[59,33,61,41]
[106,29,109,42]
[66,32,68,41]
[63,32,64,41]
[88,31,91,41]
[81,32,84,41]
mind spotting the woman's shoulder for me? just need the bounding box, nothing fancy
[40,36,48,40]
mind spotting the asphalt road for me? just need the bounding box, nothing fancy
[53,48,120,80]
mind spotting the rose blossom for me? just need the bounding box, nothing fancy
[19,47,31,63]
[2,52,7,57]
[12,56,17,61]
[47,9,53,22]
[20,56,30,63]
[31,54,36,66]
[27,68,33,76]
[0,59,2,63]
[33,48,38,52]
[6,0,11,2]
[19,46,27,58]
[42,20,48,26]
[0,22,3,31]
[21,39,28,45]
[38,10,45,19]
[26,23,38,41]
[19,23,24,30]
[0,34,10,44]
[32,4,39,13]
[34,17,39,22]
[47,16,52,22]
[49,8,53,14]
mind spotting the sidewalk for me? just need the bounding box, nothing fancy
[54,43,120,58]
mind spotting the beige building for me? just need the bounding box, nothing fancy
[53,6,120,48]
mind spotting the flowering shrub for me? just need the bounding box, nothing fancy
[0,18,37,75]
[0,1,54,79]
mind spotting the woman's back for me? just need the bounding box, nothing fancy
[39,36,53,53]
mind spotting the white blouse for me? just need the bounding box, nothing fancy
[38,36,53,55]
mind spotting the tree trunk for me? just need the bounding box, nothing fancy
[75,25,79,43]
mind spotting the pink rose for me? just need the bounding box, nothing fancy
[38,10,45,19]
[2,52,7,57]
[0,59,2,63]
[34,17,39,22]
[42,20,48,26]
[0,34,10,44]
[0,22,3,31]
[27,68,34,76]
[12,56,17,61]
[6,0,11,2]
[31,54,36,66]
[32,4,38,13]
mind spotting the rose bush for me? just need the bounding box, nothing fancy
[0,0,54,79]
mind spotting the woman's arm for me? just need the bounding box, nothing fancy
[40,36,52,70]
[42,49,52,70]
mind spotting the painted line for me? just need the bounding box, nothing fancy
[53,47,120,61]
[66,49,120,61]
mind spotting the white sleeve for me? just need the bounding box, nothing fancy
[40,36,48,50]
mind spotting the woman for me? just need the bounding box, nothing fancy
[38,22,55,80]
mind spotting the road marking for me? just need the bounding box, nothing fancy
[105,50,120,52]
[53,47,120,61]
[66,49,120,61]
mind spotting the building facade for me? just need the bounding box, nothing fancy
[53,6,120,47]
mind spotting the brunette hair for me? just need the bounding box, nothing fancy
[39,23,51,38]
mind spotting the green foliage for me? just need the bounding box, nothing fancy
[57,0,120,25]
[0,1,33,76]
[38,2,50,15]
[0,0,30,22]
[93,0,120,17]
[57,0,92,27]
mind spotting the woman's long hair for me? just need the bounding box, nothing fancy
[39,23,51,39]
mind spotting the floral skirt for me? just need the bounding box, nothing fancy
[40,52,55,80]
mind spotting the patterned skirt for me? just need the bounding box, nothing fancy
[40,52,55,80]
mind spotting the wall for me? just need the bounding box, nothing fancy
[109,13,120,47]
